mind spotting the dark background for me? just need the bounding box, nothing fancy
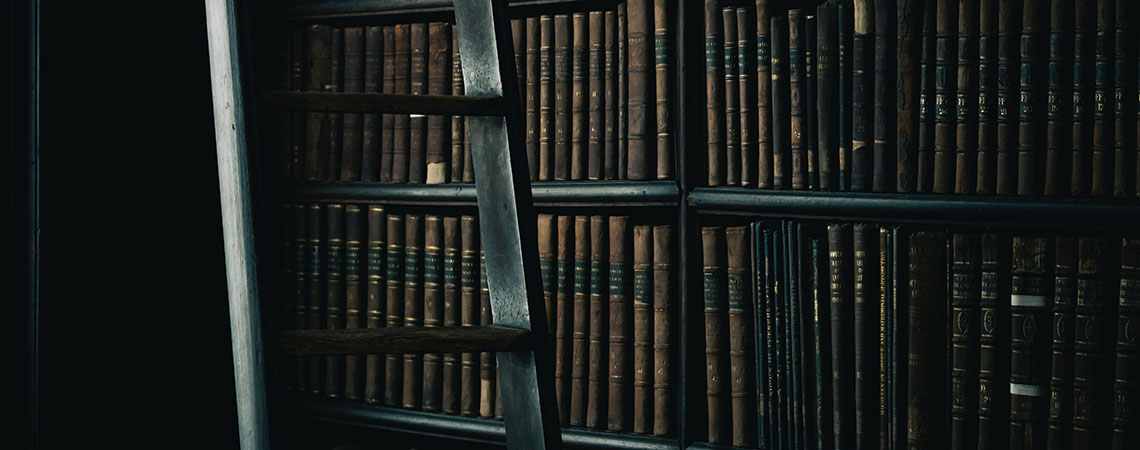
[29,0,240,447]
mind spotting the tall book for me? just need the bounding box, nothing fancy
[460,216,479,416]
[287,31,305,180]
[878,226,893,449]
[633,225,653,434]
[977,233,1008,450]
[341,28,364,181]
[817,5,838,191]
[587,216,608,428]
[384,213,404,406]
[907,231,948,449]
[451,25,465,183]
[652,224,674,437]
[789,9,806,190]
[304,25,332,181]
[441,216,460,414]
[1111,239,1140,449]
[1009,236,1050,450]
[897,0,922,193]
[656,0,674,180]
[828,223,854,450]
[851,0,873,192]
[539,15,555,181]
[554,14,572,181]
[403,214,424,409]
[361,27,381,181]
[977,1,998,194]
[995,0,1021,195]
[381,26,396,183]
[606,11,618,180]
[391,24,410,184]
[344,205,365,401]
[286,204,303,393]
[479,251,497,417]
[918,2,936,193]
[725,7,741,187]
[588,12,604,181]
[806,15,818,190]
[854,224,879,450]
[618,4,628,178]
[1072,237,1115,449]
[771,228,787,448]
[934,0,959,194]
[570,216,590,426]
[872,0,896,192]
[726,226,753,447]
[628,0,653,180]
[408,24,428,184]
[555,215,574,423]
[956,1,979,195]
[706,0,725,187]
[365,206,385,404]
[422,215,443,412]
[889,227,909,450]
[526,17,540,181]
[425,23,450,184]
[1017,0,1047,196]
[1090,0,1114,196]
[738,7,755,187]
[756,0,773,189]
[811,233,833,450]
[329,29,343,180]
[702,226,729,444]
[838,3,852,191]
[609,216,632,431]
[538,214,557,346]
[1071,0,1095,195]
[771,15,790,189]
[951,234,982,450]
[750,222,768,446]
[1046,236,1076,450]
[307,203,325,396]
[571,13,588,181]
[1043,0,1070,196]
[1112,0,1133,197]
[785,222,804,449]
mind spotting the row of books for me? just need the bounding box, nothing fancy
[278,204,677,436]
[706,0,1140,198]
[701,223,1140,449]
[276,0,674,184]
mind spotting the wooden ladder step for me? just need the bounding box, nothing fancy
[260,91,504,115]
[280,325,531,356]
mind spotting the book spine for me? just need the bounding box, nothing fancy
[460,216,479,416]
[813,234,834,450]
[344,205,365,401]
[702,226,729,444]
[527,17,540,182]
[996,0,1021,195]
[342,28,364,181]
[509,19,530,180]
[828,223,854,450]
[408,24,427,184]
[786,222,805,449]
[381,26,396,183]
[725,7,741,187]
[1043,0,1069,196]
[633,225,653,434]
[1090,0,1114,197]
[1073,237,1116,449]
[1018,0,1048,196]
[1046,236,1075,450]
[540,16,555,181]
[1111,239,1140,448]
[751,221,767,446]
[328,29,343,180]
[293,204,309,393]
[403,214,424,409]
[726,226,753,447]
[706,0,725,186]
[451,25,465,183]
[806,15,818,191]
[956,1,979,195]
[652,225,674,437]
[1071,0,1094,195]
[307,203,325,396]
[878,226,892,450]
[951,234,982,450]
[759,228,775,449]
[851,0,872,192]
[391,24,410,184]
[479,251,497,418]
[656,0,673,180]
[934,1,959,194]
[1113,0,1133,196]
[362,27,380,181]
[907,231,948,448]
[618,4,628,179]
[538,214,557,348]
[572,13,588,181]
[422,216,443,412]
[384,214,405,406]
[918,2,936,193]
[365,206,385,404]
[977,1,998,194]
[288,31,305,180]
[771,15,789,190]
[555,215,574,424]
[441,216,460,414]
[854,223,879,450]
[789,10,806,190]
[872,0,896,193]
[628,0,653,180]
[304,25,331,181]
[555,14,571,181]
[757,0,773,189]
[1010,236,1051,449]
[890,228,909,450]
[838,3,852,191]
[588,11,604,181]
[739,7,755,187]
[570,216,590,426]
[977,234,1006,449]
[609,216,632,431]
[281,204,297,392]
[425,23,450,184]
[587,216,608,429]
[605,10,618,180]
[897,0,921,194]
[770,228,787,449]
[818,6,838,191]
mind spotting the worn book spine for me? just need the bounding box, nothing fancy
[328,29,343,180]
[954,1,979,195]
[754,226,771,449]
[538,214,557,347]
[618,4,628,178]
[1046,236,1075,450]
[1072,237,1115,450]
[609,216,632,431]
[408,24,428,184]
[633,225,653,434]
[828,223,854,450]
[806,15,818,191]
[441,216,460,414]
[977,233,1006,450]
[628,0,653,180]
[364,206,385,404]
[341,28,364,181]
[771,15,789,190]
[996,0,1020,195]
[588,12,604,181]
[789,10,806,190]
[307,203,325,395]
[817,6,838,191]
[738,7,755,187]
[725,7,741,187]
[907,231,948,449]
[555,215,573,424]
[726,226,753,447]
[784,222,803,449]
[889,227,909,450]
[756,0,773,189]
[425,23,450,184]
[918,2,936,193]
[977,1,998,194]
[402,214,424,409]
[287,31,304,180]
[460,216,479,416]
[706,0,725,186]
[854,223,879,450]
[555,14,571,181]
[344,205,365,401]
[878,226,892,450]
[539,16,554,181]
[1071,0,1094,195]
[951,234,982,450]
[897,0,922,194]
[1043,0,1069,196]
[479,251,497,418]
[605,10,618,180]
[391,24,411,184]
[572,13,588,181]
[570,216,590,426]
[652,225,673,437]
[361,27,380,181]
[872,0,896,193]
[383,214,404,405]
[769,228,786,449]
[794,222,810,450]
[422,216,444,412]
[587,216,608,429]
[1111,239,1140,449]
[656,0,673,180]
[450,25,465,183]
[702,226,729,444]
[380,26,396,183]
[838,3,852,191]
[513,17,525,126]
[526,17,540,182]
[1018,0,1047,196]
[1112,0,1133,197]
[326,205,347,399]
[1010,236,1051,450]
[304,25,331,181]
[934,0,959,194]
[851,0,872,192]
[812,234,834,450]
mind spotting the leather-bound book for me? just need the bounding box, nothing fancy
[361,27,381,181]
[806,15,818,190]
[633,225,653,434]
[538,214,557,346]
[344,205,365,401]
[628,0,653,180]
[403,214,424,409]
[656,0,673,180]
[769,227,787,448]
[555,215,574,424]
[555,14,572,181]
[854,223,879,450]
[996,0,1021,195]
[511,19,531,180]
[539,15,554,181]
[608,216,633,431]
[838,3,852,191]
[328,29,343,179]
[955,1,979,195]
[817,5,838,191]
[422,215,443,412]
[811,234,834,450]
[618,4,628,178]
[526,17,540,182]
[460,216,479,416]
[1071,0,1094,196]
[706,0,725,187]
[287,31,305,180]
[756,0,773,189]
[307,203,325,396]
[753,225,772,448]
[292,204,308,393]
[384,214,405,406]
[1111,239,1140,449]
[365,206,385,404]
[740,7,757,187]
[341,27,364,181]
[889,227,908,450]
[789,9,806,190]
[702,226,729,444]
[828,223,854,450]
[588,12,604,181]
[605,10,618,180]
[304,25,331,181]
[571,13,588,180]
[771,15,789,189]
[479,251,497,417]
[726,226,753,447]
[977,233,1008,450]
[784,222,805,449]
[872,0,896,193]
[1009,236,1051,450]
[587,216,608,429]
[977,0,998,194]
[907,231,948,449]
[408,24,428,184]
[725,7,741,187]
[441,216,460,414]
[1018,0,1048,196]
[1043,0,1070,196]
[851,0,872,192]
[391,24,410,184]
[381,26,396,183]
[951,234,982,450]
[652,225,673,437]
[451,25,465,183]
[1046,236,1075,450]
[425,23,450,184]
[877,226,892,450]
[1112,0,1133,197]
[933,0,959,194]
[570,216,590,426]
[918,2,936,193]
[1072,237,1115,449]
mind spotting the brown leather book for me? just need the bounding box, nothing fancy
[341,27,364,181]
[304,25,332,181]
[403,214,424,409]
[512,18,532,180]
[570,215,590,426]
[392,24,411,184]
[726,226,754,447]
[1112,0,1133,197]
[706,0,725,186]
[628,0,653,180]
[344,205,365,401]
[1046,236,1075,450]
[1017,0,1048,196]
[365,206,385,404]
[656,0,673,180]
[1072,237,1115,449]
[853,223,880,450]
[1110,238,1140,448]
[934,0,959,194]
[328,28,343,180]
[441,216,460,414]
[951,234,982,449]
[422,215,443,412]
[1009,236,1050,449]
[652,225,673,437]
[409,24,428,184]
[907,231,948,449]
[1042,0,1068,196]
[618,4,628,178]
[463,118,474,182]
[327,204,347,400]
[555,215,574,424]
[362,27,381,181]
[756,0,773,189]
[460,216,479,416]
[451,25,465,184]
[995,0,1020,195]
[538,214,557,345]
[633,224,653,434]
[479,251,497,418]
[572,12,588,180]
[384,213,404,406]
[1091,0,1113,196]
[307,203,325,396]
[1071,0,1093,196]
[737,7,755,187]
[702,226,729,444]
[292,203,308,393]
[608,216,632,432]
[555,14,572,181]
[724,7,741,187]
[588,11,604,181]
[381,26,396,183]
[977,233,1008,450]
[917,0,935,192]
[587,215,608,428]
[789,9,806,190]
[425,23,450,184]
[540,15,555,181]
[956,1,979,195]
[605,10,619,180]
[977,0,998,194]
[526,17,540,182]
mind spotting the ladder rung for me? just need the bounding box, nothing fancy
[280,326,531,356]
[260,91,504,116]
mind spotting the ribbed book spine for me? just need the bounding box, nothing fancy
[362,27,380,181]
[756,0,773,189]
[706,0,725,186]
[878,226,892,450]
[817,6,838,191]
[588,12,604,181]
[918,3,936,193]
[307,203,325,395]
[628,0,653,180]
[608,216,632,431]
[806,15,818,191]
[838,3,852,191]
[1010,236,1051,450]
[956,1,979,195]
[1071,0,1094,195]
[380,26,396,182]
[526,17,540,182]
[854,224,879,450]
[1112,0,1133,196]
[403,214,424,409]
[977,233,1007,450]
[812,234,834,450]
[450,25,465,183]
[1046,236,1075,450]
[555,215,573,423]
[828,223,854,450]
[652,224,673,437]
[771,15,789,189]
[897,0,922,193]
[1018,0,1047,196]
[554,14,571,181]
[1072,237,1115,449]
[703,226,729,444]
[479,251,497,418]
[344,205,365,401]
[1111,239,1140,449]
[1043,0,1070,196]
[571,13,588,181]
[934,0,959,194]
[1091,0,1113,196]
[391,24,410,184]
[977,1,998,194]
[538,214,557,347]
[725,7,741,186]
[365,206,385,404]
[408,24,427,184]
[656,0,673,180]
[727,226,753,447]
[570,216,590,426]
[907,231,948,449]
[425,23,450,184]
[872,0,896,193]
[618,4,628,178]
[996,0,1020,195]
[951,234,982,450]
[851,0,872,192]
[738,7,755,187]
[539,15,555,181]
[341,28,364,181]
[605,11,618,180]
[384,214,404,406]
[460,216,479,416]
[633,225,653,434]
[789,10,806,190]
[441,216,460,414]
[587,216,608,428]
[422,216,443,412]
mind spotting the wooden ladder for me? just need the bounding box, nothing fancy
[204,0,561,448]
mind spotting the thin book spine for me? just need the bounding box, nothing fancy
[1046,236,1075,450]
[956,1,979,195]
[756,0,773,189]
[341,27,364,181]
[571,13,588,180]
[570,216,590,426]
[588,12,604,181]
[384,214,404,406]
[1010,236,1052,450]
[1043,0,1071,196]
[907,232,948,449]
[555,215,573,424]
[539,16,554,181]
[934,0,959,194]
[608,216,633,431]
[633,225,653,434]
[451,25,465,183]
[441,216,460,414]
[851,0,872,192]
[725,7,741,187]
[917,2,936,193]
[1113,0,1133,197]
[605,10,618,180]
[587,216,608,429]
[460,216,479,416]
[706,0,725,186]
[391,24,410,184]
[977,233,1008,450]
[1071,0,1094,195]
[307,203,325,396]
[878,226,892,450]
[838,3,852,191]
[828,223,854,450]
[812,234,834,450]
[361,27,380,181]
[364,206,385,404]
[280,204,296,393]
[422,216,443,412]
[538,214,557,350]
[344,205,365,401]
[288,30,305,180]
[703,226,729,444]
[727,226,754,447]
[854,224,879,450]
[425,23,450,184]
[771,15,789,189]
[526,18,540,182]
[806,15,818,190]
[656,0,673,180]
[1072,238,1116,449]
[951,234,982,450]
[738,7,755,187]
[328,28,343,180]
[872,0,896,193]
[408,24,427,184]
[304,25,331,181]
[996,0,1021,195]
[1110,239,1140,448]
[817,6,838,191]
[511,19,532,181]
[402,214,423,409]
[627,0,653,180]
[381,26,396,183]
[1018,0,1048,196]
[293,204,308,393]
[652,225,674,437]
[327,205,347,399]
[479,251,497,418]
[618,4,628,179]
[977,0,998,194]
[554,14,572,181]
[789,10,806,190]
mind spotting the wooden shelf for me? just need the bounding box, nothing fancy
[276,0,622,21]
[282,180,681,207]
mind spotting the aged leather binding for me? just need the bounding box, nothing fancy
[738,6,754,187]
[702,226,729,444]
[851,0,872,192]
[526,17,540,182]
[872,0,895,192]
[570,216,589,426]
[706,0,725,186]
[341,27,364,181]
[828,223,854,450]
[918,2,935,193]
[806,15,817,190]
[326,205,347,399]
[1046,236,1075,450]
[555,14,572,181]
[838,3,852,191]
[652,224,673,436]
[1112,0,1133,197]
[422,215,443,412]
[588,12,604,181]
[329,29,343,179]
[555,215,573,424]
[479,251,497,418]
[977,233,1008,450]
[402,214,424,409]
[450,25,465,183]
[344,205,365,401]
[757,0,773,189]
[1017,0,1047,196]
[1090,0,1113,196]
[539,15,555,181]
[460,216,479,416]
[608,216,632,431]
[304,25,332,181]
[956,0,979,195]
[816,5,838,191]
[1009,236,1050,450]
[605,10,618,180]
[726,226,753,447]
[789,9,806,190]
[365,206,385,404]
[293,204,309,393]
[995,0,1020,195]
[571,13,588,180]
[633,224,652,434]
[771,15,789,189]
[725,7,741,187]
[628,0,653,180]
[907,231,948,449]
[288,31,305,180]
[977,0,998,194]
[280,204,297,392]
[1071,0,1093,195]
[1110,239,1140,449]
[618,4,628,178]
[384,213,404,406]
[854,223,879,450]
[307,203,325,396]
[425,23,450,184]
[391,24,410,184]
[381,26,396,183]
[538,214,557,345]
[1043,0,1069,196]
[656,0,673,180]
[361,27,381,181]
[951,234,981,450]
[408,24,427,184]
[441,216,460,414]
[934,0,958,194]
[587,216,608,429]
[1072,237,1114,449]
